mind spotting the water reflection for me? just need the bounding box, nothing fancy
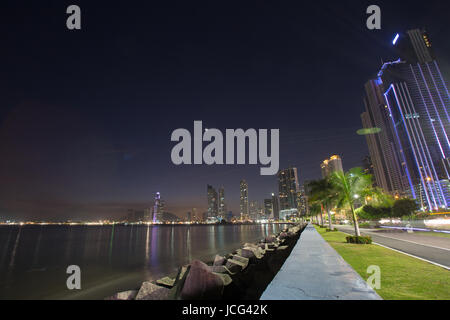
[0,223,288,299]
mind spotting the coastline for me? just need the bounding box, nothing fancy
[107,223,307,300]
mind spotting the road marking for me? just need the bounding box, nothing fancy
[371,242,450,271]
[364,232,450,252]
[338,226,450,252]
[336,229,450,270]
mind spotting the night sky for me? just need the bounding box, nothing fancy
[1,0,449,220]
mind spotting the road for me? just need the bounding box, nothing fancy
[333,224,450,269]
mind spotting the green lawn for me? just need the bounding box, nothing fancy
[314,226,450,300]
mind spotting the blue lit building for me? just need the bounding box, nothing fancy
[363,29,449,211]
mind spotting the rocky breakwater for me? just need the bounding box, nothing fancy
[106,223,306,300]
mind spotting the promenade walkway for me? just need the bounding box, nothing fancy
[260,224,382,300]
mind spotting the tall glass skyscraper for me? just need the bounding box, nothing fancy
[277,167,300,210]
[362,29,449,211]
[239,180,249,219]
[320,155,344,178]
[207,185,218,218]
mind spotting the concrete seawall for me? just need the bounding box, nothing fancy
[260,224,382,300]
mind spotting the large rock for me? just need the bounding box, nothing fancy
[239,248,255,259]
[279,232,288,239]
[213,255,226,266]
[242,246,264,259]
[156,276,176,287]
[179,260,224,300]
[136,282,170,300]
[232,255,249,266]
[225,258,248,273]
[265,235,276,243]
[209,265,236,275]
[213,272,233,286]
[105,290,138,300]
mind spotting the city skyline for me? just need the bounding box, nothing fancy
[1,2,450,220]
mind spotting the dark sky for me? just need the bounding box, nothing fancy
[1,0,449,220]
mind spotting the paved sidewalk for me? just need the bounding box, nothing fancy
[260,224,382,300]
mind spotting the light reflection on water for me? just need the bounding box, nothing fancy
[0,223,288,299]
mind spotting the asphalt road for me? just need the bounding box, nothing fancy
[333,225,450,269]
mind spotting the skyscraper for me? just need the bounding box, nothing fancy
[297,185,308,217]
[218,186,226,219]
[363,28,449,211]
[207,185,218,218]
[264,199,273,218]
[362,156,375,181]
[321,155,344,178]
[361,79,408,194]
[249,200,259,220]
[239,180,249,219]
[152,192,162,222]
[278,167,300,210]
[271,193,280,220]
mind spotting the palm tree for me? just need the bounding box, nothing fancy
[307,179,337,229]
[329,167,373,237]
[308,202,322,225]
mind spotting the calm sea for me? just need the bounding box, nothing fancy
[0,223,288,299]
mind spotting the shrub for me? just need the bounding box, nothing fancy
[325,228,338,232]
[393,198,418,217]
[359,222,371,228]
[346,235,372,244]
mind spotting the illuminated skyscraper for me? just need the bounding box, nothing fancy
[297,185,308,217]
[277,167,300,210]
[249,200,259,220]
[264,199,273,218]
[321,155,343,178]
[152,192,162,222]
[218,186,226,219]
[271,193,280,220]
[363,29,449,210]
[207,185,218,218]
[362,79,408,194]
[239,180,249,219]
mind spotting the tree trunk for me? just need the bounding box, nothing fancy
[320,204,325,227]
[327,205,332,230]
[350,203,361,236]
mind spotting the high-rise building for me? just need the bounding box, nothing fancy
[207,185,218,218]
[321,155,344,178]
[152,192,163,222]
[278,167,300,210]
[271,193,280,220]
[249,200,259,220]
[362,28,449,211]
[218,186,226,219]
[361,79,407,194]
[239,180,249,219]
[297,185,308,217]
[264,199,273,218]
[144,207,152,221]
[362,156,375,183]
